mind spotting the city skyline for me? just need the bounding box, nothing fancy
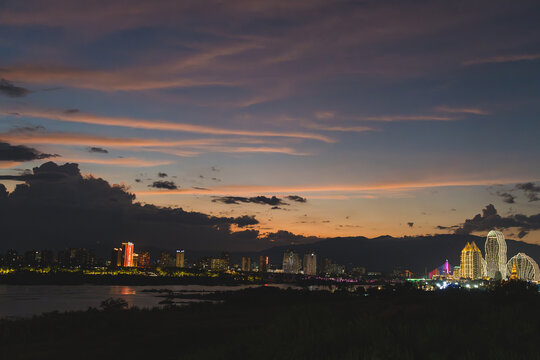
[1,1,540,247]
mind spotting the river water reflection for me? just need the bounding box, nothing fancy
[0,284,267,318]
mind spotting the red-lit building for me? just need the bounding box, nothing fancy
[122,242,134,267]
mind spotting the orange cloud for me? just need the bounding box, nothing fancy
[0,161,21,169]
[135,177,530,196]
[13,109,334,143]
[1,131,307,156]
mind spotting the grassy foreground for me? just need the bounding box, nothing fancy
[1,284,540,360]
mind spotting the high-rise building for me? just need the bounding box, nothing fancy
[220,252,231,269]
[258,255,268,272]
[452,266,461,279]
[160,251,171,268]
[111,247,124,267]
[460,241,483,279]
[139,251,151,268]
[282,250,302,274]
[485,230,507,279]
[210,257,228,271]
[506,253,540,281]
[241,257,251,272]
[303,252,317,275]
[176,250,185,268]
[323,258,332,275]
[429,260,453,279]
[122,242,134,267]
[132,253,139,267]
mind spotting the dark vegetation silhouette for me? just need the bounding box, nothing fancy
[1,284,539,359]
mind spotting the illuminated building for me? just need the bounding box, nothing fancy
[303,252,317,275]
[111,247,124,267]
[429,260,453,279]
[210,257,228,271]
[160,251,171,268]
[485,230,507,279]
[220,252,231,269]
[258,255,269,272]
[509,263,519,280]
[132,253,139,267]
[122,242,134,267]
[241,257,251,272]
[175,250,185,268]
[197,257,211,270]
[139,251,151,268]
[282,250,302,274]
[330,264,345,275]
[452,266,461,279]
[58,248,93,267]
[323,258,344,276]
[506,253,540,281]
[460,242,483,279]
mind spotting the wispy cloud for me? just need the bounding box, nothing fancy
[136,178,531,196]
[434,106,489,115]
[1,131,307,156]
[60,157,172,167]
[359,115,455,122]
[462,53,540,66]
[10,109,334,143]
[304,123,375,132]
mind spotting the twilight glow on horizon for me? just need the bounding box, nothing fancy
[1,0,540,243]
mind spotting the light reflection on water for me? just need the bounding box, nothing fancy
[0,284,304,319]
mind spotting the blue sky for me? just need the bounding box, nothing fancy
[1,0,539,242]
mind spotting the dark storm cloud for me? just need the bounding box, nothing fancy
[516,182,540,202]
[0,161,259,252]
[87,147,109,154]
[0,142,58,162]
[407,222,414,228]
[0,79,31,97]
[157,172,168,178]
[436,225,459,230]
[213,195,309,206]
[150,180,177,190]
[496,191,515,204]
[441,204,540,238]
[286,195,307,203]
[213,195,285,206]
[261,230,319,246]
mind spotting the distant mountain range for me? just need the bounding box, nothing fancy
[223,234,540,274]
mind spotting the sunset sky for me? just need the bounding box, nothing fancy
[1,0,540,243]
